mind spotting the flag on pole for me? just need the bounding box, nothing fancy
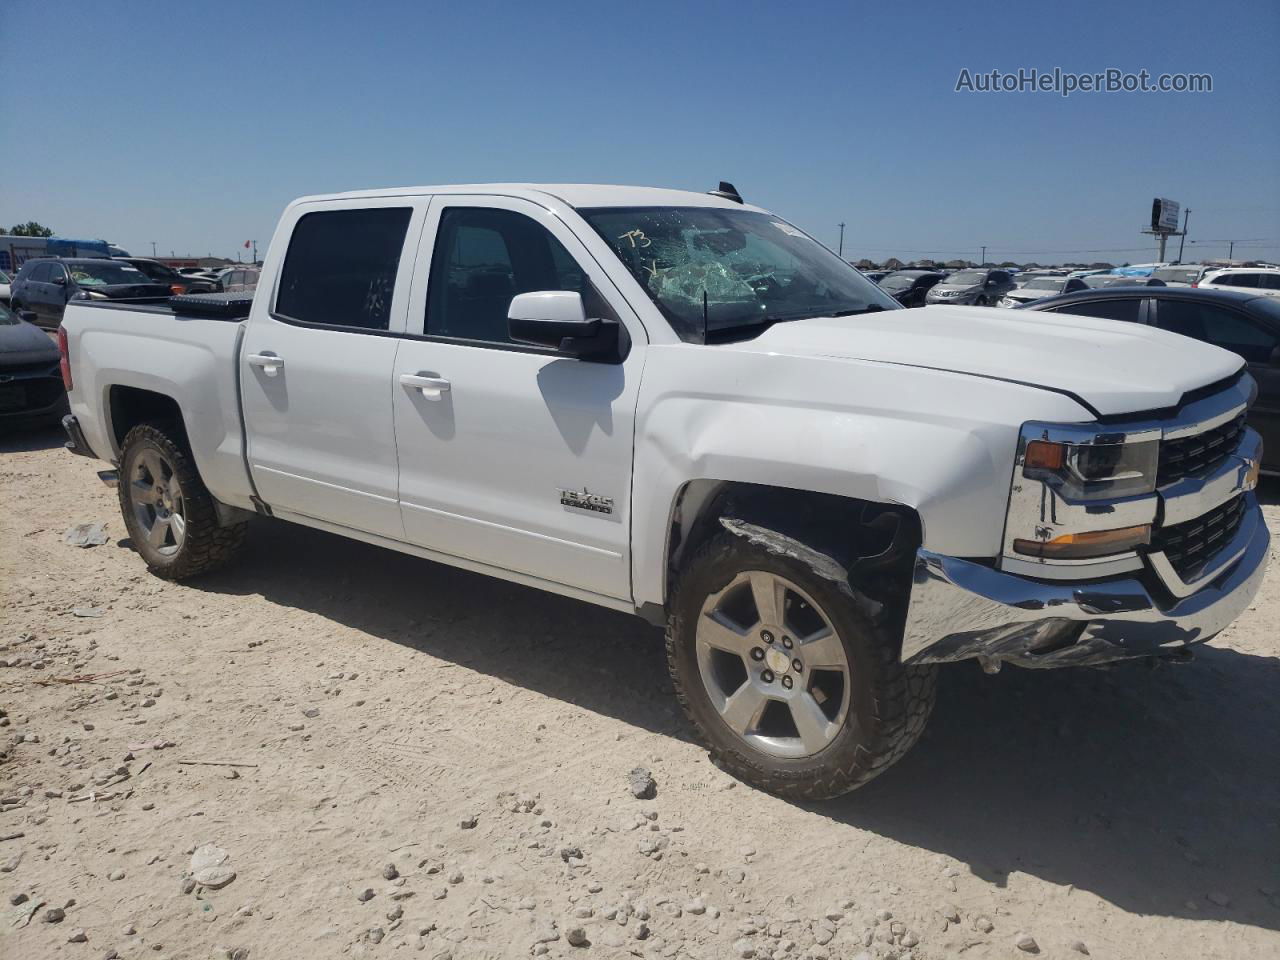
[244,240,251,249]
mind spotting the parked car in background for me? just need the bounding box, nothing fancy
[0,301,68,429]
[179,267,222,281]
[999,276,1087,306]
[9,258,171,329]
[1151,264,1211,286]
[878,270,944,307]
[0,269,11,303]
[116,257,217,295]
[925,268,1016,306]
[1018,286,1280,473]
[217,267,260,293]
[1198,267,1280,298]
[860,270,889,283]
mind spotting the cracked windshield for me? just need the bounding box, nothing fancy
[582,207,897,342]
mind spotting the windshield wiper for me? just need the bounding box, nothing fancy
[827,304,886,317]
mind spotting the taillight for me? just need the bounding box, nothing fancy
[170,284,184,295]
[1191,282,1199,288]
[57,326,72,391]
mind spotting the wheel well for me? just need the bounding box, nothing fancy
[665,481,922,603]
[108,386,187,452]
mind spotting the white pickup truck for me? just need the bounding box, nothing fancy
[56,182,1268,798]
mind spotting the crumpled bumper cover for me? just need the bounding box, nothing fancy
[901,494,1269,668]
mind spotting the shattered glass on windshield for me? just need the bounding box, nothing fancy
[581,207,896,342]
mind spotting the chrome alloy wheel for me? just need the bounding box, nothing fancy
[695,571,852,759]
[129,448,186,556]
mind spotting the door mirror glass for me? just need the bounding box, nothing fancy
[508,291,622,362]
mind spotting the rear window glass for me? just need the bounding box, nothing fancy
[276,207,412,331]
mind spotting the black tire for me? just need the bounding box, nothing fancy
[975,295,989,306]
[666,529,936,800]
[117,422,247,580]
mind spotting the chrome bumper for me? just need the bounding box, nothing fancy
[901,492,1269,668]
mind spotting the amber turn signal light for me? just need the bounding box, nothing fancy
[1013,524,1151,561]
[1023,439,1066,472]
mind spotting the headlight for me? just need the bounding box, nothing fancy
[1022,437,1159,500]
[72,289,109,301]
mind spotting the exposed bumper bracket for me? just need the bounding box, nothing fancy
[901,493,1269,669]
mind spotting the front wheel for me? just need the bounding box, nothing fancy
[118,423,247,580]
[667,529,936,799]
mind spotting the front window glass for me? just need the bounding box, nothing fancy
[67,262,150,286]
[0,270,10,283]
[1156,301,1278,363]
[878,273,917,291]
[0,302,16,325]
[580,207,896,342]
[1025,277,1068,291]
[945,270,986,285]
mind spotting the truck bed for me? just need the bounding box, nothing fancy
[61,296,257,511]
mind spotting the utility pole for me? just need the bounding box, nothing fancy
[252,240,258,265]
[1176,209,1191,263]
[151,241,157,257]
[980,245,987,266]
[1228,240,1235,261]
[837,223,845,258]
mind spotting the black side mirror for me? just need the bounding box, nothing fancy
[53,275,67,286]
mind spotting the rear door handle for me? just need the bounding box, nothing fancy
[400,373,451,399]
[247,353,284,377]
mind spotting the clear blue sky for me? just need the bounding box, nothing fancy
[3,0,1277,265]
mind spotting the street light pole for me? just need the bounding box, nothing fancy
[837,223,845,258]
[151,241,157,257]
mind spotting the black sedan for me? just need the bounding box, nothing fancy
[0,301,68,430]
[1017,287,1280,473]
[115,257,216,295]
[9,258,171,329]
[878,270,944,307]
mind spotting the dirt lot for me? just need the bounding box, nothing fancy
[2,427,1277,960]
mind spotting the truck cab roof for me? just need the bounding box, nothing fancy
[290,183,766,212]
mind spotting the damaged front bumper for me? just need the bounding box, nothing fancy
[901,493,1269,668]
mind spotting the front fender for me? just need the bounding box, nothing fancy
[629,347,1094,607]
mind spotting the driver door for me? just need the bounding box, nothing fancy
[391,196,646,601]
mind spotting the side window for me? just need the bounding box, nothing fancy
[1258,273,1280,290]
[275,207,412,331]
[425,207,593,345]
[1213,272,1257,288]
[31,263,53,282]
[1049,298,1141,323]
[1155,300,1278,363]
[991,271,1009,284]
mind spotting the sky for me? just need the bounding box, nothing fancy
[2,0,1277,266]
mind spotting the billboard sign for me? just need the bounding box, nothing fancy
[1151,198,1181,232]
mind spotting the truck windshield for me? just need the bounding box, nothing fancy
[68,262,151,286]
[580,207,897,342]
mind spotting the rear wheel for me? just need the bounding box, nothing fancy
[118,423,247,580]
[667,529,936,799]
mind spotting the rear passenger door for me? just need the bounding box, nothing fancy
[1152,298,1280,468]
[391,196,646,601]
[239,199,428,539]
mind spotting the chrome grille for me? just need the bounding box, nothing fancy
[1157,412,1246,486]
[1151,494,1246,579]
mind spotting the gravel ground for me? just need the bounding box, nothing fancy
[2,426,1277,960]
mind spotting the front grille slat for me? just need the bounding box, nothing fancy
[1157,412,1246,486]
[1152,494,1246,579]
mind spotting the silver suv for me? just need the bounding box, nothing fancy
[925,268,1016,306]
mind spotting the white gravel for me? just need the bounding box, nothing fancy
[1,428,1278,958]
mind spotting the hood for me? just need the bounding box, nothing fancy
[0,317,59,366]
[726,305,1243,416]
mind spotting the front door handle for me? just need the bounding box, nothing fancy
[247,353,285,377]
[400,373,451,399]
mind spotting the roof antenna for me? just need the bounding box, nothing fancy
[708,181,743,204]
